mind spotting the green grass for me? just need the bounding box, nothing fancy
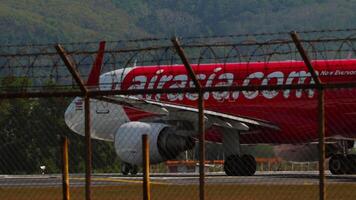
[0,184,356,200]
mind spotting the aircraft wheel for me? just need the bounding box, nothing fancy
[121,162,131,175]
[241,154,257,176]
[224,155,243,176]
[224,155,256,176]
[130,165,138,175]
[346,155,356,174]
[329,154,347,175]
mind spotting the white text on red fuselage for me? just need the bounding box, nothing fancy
[119,68,319,102]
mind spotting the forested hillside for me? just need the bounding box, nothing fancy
[0,0,355,44]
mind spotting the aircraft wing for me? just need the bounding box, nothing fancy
[95,95,280,133]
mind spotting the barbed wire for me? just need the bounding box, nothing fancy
[0,29,355,94]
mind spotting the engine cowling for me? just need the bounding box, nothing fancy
[114,122,195,165]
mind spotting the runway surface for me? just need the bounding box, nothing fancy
[0,171,355,187]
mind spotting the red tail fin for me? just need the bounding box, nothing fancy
[87,41,106,86]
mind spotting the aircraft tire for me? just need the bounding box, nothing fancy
[224,154,256,176]
[241,154,257,176]
[329,154,347,175]
[130,165,138,175]
[346,154,356,174]
[121,162,131,175]
[224,155,243,176]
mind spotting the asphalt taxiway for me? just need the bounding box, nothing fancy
[0,171,355,187]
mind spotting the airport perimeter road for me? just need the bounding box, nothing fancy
[0,171,355,187]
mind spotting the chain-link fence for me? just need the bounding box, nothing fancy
[0,29,356,200]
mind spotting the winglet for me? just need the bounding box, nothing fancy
[87,41,106,86]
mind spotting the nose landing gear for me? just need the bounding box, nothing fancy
[121,162,138,175]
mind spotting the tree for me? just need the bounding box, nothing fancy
[0,78,121,174]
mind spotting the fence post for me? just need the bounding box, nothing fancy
[171,37,205,200]
[142,134,151,200]
[84,97,92,200]
[56,44,92,200]
[290,31,325,200]
[198,89,205,200]
[61,136,70,200]
[318,89,325,200]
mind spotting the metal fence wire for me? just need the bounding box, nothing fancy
[0,29,356,200]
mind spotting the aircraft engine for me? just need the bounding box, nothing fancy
[114,122,195,165]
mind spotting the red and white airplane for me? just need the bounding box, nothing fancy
[65,52,356,176]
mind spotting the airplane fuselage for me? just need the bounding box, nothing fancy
[66,59,356,145]
[101,60,356,143]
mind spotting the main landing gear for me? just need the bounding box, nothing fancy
[224,154,257,176]
[329,140,356,175]
[121,162,138,175]
[329,154,356,175]
[222,130,257,176]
